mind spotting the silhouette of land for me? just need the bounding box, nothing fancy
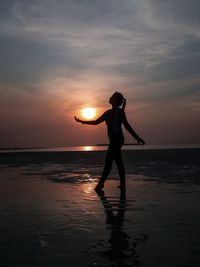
[96,143,140,146]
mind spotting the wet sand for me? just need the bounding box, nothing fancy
[0,148,200,266]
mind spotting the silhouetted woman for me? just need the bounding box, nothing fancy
[74,92,145,190]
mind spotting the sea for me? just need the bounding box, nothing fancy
[0,144,200,266]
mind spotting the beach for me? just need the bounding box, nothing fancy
[0,148,200,266]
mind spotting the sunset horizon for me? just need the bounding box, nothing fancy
[0,0,200,148]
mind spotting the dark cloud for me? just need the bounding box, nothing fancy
[0,32,90,87]
[0,0,199,86]
[146,0,200,26]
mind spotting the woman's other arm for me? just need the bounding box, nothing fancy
[122,111,145,145]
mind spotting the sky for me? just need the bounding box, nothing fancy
[0,0,200,147]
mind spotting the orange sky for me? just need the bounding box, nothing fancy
[0,1,200,147]
[1,75,199,148]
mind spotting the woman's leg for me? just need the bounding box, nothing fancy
[114,146,125,186]
[95,146,114,189]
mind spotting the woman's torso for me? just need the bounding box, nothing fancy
[105,108,124,146]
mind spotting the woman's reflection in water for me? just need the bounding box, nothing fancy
[96,189,145,267]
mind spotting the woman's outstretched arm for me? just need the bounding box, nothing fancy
[74,111,108,125]
[122,111,145,145]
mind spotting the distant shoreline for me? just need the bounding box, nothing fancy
[0,143,140,150]
[0,144,200,153]
[0,147,49,150]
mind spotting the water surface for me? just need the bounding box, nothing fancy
[0,148,200,266]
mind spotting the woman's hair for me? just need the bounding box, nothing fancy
[112,92,124,106]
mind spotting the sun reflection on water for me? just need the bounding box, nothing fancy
[82,146,95,151]
[82,183,96,194]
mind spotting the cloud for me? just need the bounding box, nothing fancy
[0,0,200,146]
[1,0,199,86]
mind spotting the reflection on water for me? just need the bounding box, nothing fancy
[82,146,95,151]
[82,183,96,194]
[94,189,148,267]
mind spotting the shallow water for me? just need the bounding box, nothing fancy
[0,149,200,266]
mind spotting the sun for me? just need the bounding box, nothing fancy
[81,107,96,119]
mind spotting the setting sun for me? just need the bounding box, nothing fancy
[81,107,96,119]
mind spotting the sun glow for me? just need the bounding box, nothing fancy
[81,107,96,119]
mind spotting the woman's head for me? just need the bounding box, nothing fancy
[109,92,124,107]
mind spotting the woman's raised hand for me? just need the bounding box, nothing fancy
[74,116,84,124]
[137,137,145,145]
